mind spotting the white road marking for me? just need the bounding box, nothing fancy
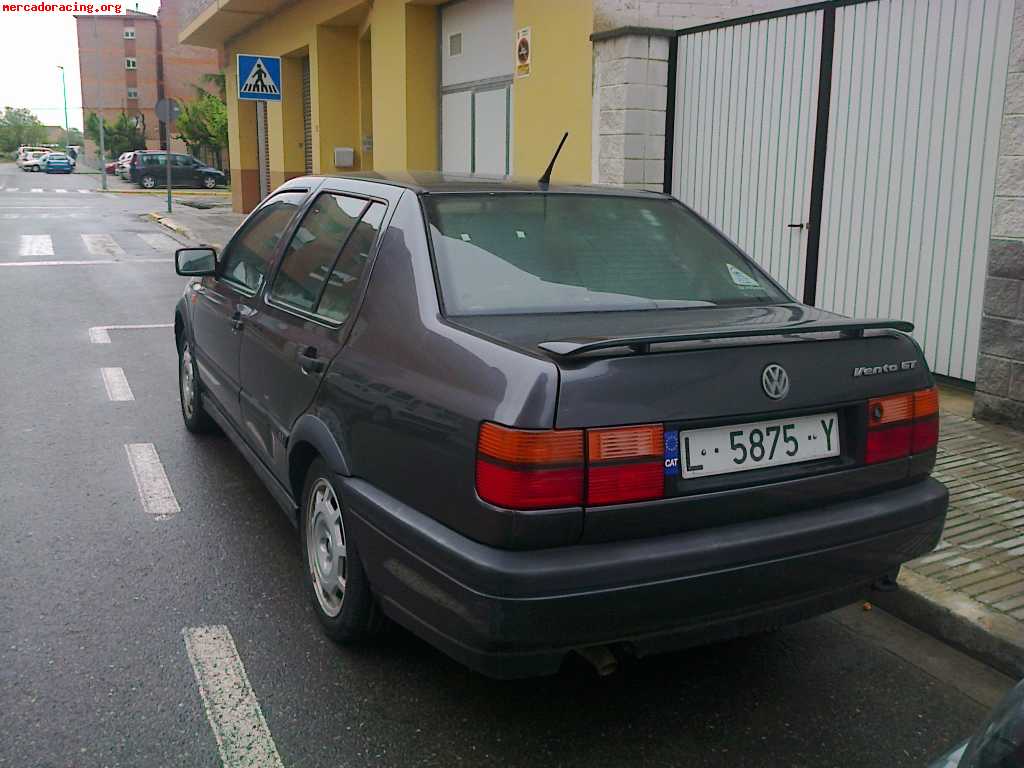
[101,367,134,401]
[1,213,91,219]
[0,258,168,267]
[88,323,173,344]
[30,188,42,193]
[125,443,179,519]
[18,235,54,256]
[56,189,67,194]
[82,233,127,258]
[183,626,284,768]
[78,189,91,194]
[5,188,18,192]
[138,232,179,251]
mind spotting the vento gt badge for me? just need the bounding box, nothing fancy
[762,364,790,400]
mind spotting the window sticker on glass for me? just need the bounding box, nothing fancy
[460,233,472,242]
[727,263,760,289]
[516,230,526,239]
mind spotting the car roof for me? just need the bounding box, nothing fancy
[277,171,667,199]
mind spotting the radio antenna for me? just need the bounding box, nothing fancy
[538,132,568,187]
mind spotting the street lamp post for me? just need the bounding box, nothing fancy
[57,65,69,153]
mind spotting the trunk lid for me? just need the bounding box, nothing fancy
[454,304,935,540]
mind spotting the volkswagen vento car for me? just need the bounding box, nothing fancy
[172,172,948,679]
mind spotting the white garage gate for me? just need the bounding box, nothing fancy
[440,0,513,176]
[669,0,1013,381]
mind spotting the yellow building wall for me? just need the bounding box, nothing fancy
[512,0,593,183]
[312,26,361,173]
[269,54,307,189]
[225,54,260,213]
[404,4,438,171]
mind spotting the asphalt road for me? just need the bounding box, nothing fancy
[0,160,1015,768]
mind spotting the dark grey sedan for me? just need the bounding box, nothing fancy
[173,172,948,678]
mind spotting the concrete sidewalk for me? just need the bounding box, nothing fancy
[147,201,244,250]
[145,199,1024,675]
[876,389,1024,677]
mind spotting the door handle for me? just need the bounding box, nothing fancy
[297,346,326,375]
[786,222,806,229]
[231,310,244,331]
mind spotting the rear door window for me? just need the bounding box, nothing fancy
[219,191,306,293]
[269,193,385,322]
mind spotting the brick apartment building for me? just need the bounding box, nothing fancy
[76,0,222,161]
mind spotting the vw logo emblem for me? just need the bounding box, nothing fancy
[762,364,790,400]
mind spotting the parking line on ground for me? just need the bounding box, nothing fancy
[5,187,17,192]
[56,189,67,194]
[88,323,173,344]
[78,189,90,194]
[125,443,179,519]
[82,233,127,258]
[182,626,285,768]
[30,188,42,193]
[101,367,135,401]
[18,235,54,257]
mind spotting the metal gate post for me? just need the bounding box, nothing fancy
[802,6,836,306]
[663,35,679,195]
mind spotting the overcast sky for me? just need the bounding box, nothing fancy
[0,1,160,130]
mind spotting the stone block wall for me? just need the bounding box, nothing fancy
[974,0,1024,428]
[593,32,671,191]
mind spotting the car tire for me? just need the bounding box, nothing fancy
[140,175,157,189]
[202,175,217,189]
[178,338,215,433]
[30,166,39,172]
[301,459,382,644]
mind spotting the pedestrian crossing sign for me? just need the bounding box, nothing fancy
[237,54,282,102]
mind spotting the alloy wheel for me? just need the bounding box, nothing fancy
[306,478,347,618]
[203,176,216,189]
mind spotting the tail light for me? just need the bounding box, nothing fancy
[865,386,939,464]
[476,422,665,509]
[586,424,664,505]
[475,423,583,509]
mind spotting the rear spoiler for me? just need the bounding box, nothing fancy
[537,318,914,357]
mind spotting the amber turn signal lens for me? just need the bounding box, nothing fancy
[478,422,583,465]
[868,393,914,426]
[914,386,939,419]
[587,424,663,462]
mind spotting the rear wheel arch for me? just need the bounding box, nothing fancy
[174,311,185,351]
[288,415,352,504]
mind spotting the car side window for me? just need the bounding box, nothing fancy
[317,202,386,323]
[269,193,371,317]
[219,192,306,293]
[174,155,192,167]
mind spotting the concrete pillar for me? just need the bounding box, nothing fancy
[226,55,260,213]
[592,31,670,191]
[269,54,307,188]
[975,0,1024,428]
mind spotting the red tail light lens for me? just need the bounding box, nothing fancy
[865,424,913,464]
[587,462,663,506]
[476,423,583,509]
[865,386,939,464]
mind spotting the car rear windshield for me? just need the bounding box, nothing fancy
[423,193,788,315]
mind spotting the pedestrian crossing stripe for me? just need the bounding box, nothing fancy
[237,54,282,102]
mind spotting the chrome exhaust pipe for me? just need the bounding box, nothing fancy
[575,645,619,677]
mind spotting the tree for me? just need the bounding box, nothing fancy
[0,107,48,153]
[174,92,228,169]
[62,127,84,147]
[85,111,147,158]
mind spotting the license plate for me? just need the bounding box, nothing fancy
[674,412,840,479]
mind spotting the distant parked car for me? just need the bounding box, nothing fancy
[43,153,73,174]
[16,146,49,168]
[135,151,226,189]
[20,151,49,172]
[118,151,138,180]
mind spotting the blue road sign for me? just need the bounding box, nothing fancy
[237,54,282,102]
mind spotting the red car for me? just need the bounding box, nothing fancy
[104,160,118,174]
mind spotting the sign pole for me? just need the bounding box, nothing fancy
[166,145,172,214]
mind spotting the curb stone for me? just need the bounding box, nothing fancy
[147,212,197,243]
[872,569,1024,679]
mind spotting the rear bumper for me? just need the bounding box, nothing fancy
[343,477,948,679]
